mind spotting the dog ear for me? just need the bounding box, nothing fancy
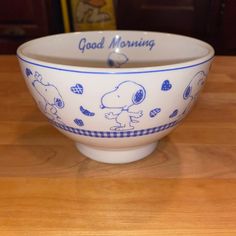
[132,88,145,104]
[183,85,192,100]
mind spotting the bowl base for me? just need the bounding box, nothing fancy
[75,142,158,164]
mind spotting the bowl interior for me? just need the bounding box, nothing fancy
[18,31,213,68]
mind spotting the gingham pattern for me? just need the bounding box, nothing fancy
[50,119,180,138]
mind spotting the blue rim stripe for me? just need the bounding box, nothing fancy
[17,54,214,75]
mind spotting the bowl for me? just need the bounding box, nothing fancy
[17,31,214,164]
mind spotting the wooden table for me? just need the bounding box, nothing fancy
[0,56,236,235]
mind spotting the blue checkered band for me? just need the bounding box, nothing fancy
[49,119,180,138]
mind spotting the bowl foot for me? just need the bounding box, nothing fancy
[75,142,158,164]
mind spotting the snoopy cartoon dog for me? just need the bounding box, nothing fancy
[182,71,206,114]
[107,51,128,68]
[101,81,146,131]
[31,72,65,123]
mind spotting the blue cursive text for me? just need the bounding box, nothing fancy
[109,36,155,51]
[78,36,156,53]
[78,37,105,53]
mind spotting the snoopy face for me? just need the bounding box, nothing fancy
[32,80,64,108]
[101,81,146,110]
[107,52,128,68]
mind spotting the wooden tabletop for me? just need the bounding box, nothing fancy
[0,56,236,235]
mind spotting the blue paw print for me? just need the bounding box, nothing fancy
[149,108,161,118]
[169,109,178,118]
[71,84,84,94]
[54,98,64,108]
[74,118,84,126]
[161,80,172,91]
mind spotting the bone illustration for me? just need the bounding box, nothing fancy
[31,72,65,123]
[101,81,146,131]
[182,71,207,114]
[107,51,129,68]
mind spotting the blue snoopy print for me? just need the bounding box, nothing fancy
[182,71,206,114]
[107,51,129,68]
[30,71,65,123]
[101,81,146,131]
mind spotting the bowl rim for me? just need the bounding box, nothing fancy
[17,30,215,75]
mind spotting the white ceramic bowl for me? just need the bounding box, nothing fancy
[17,31,214,164]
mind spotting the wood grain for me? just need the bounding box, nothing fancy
[0,56,236,235]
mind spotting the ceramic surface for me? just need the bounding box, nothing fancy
[17,31,214,163]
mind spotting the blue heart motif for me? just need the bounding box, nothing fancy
[169,109,178,118]
[74,118,84,126]
[71,84,84,94]
[161,80,172,91]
